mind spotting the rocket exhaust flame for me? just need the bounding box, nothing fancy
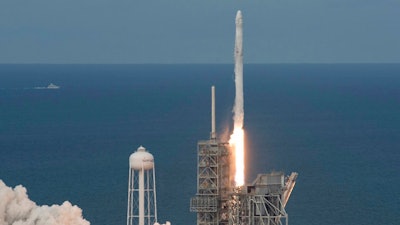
[229,10,245,187]
[230,128,244,186]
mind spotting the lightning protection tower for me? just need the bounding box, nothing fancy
[190,86,233,225]
[127,146,158,225]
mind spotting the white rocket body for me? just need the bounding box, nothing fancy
[233,10,244,128]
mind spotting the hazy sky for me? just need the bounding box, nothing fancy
[0,0,399,64]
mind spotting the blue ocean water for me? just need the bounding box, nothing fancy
[0,64,399,225]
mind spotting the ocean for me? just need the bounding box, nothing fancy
[0,64,399,225]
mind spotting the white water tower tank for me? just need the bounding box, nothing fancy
[129,146,154,170]
[127,146,157,225]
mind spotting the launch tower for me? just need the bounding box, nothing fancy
[190,86,232,225]
[189,86,298,225]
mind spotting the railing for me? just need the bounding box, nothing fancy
[190,196,218,212]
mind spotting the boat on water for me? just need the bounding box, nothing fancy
[47,83,60,89]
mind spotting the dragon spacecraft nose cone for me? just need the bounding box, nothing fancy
[236,10,242,25]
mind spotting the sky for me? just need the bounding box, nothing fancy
[0,0,399,64]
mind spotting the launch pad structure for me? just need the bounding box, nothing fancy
[190,87,298,225]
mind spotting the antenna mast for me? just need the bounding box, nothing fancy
[211,85,216,140]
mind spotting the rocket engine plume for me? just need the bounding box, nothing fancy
[229,10,245,187]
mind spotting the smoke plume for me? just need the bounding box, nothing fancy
[0,180,90,225]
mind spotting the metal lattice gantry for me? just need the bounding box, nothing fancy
[190,139,232,225]
[227,172,298,225]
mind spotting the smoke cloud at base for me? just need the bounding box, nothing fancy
[0,180,90,225]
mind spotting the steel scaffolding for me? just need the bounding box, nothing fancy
[190,146,298,225]
[190,139,232,225]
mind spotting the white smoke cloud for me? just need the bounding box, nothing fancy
[0,180,90,225]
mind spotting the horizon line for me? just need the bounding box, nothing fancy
[1,62,400,65]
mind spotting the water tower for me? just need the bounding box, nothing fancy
[127,146,158,225]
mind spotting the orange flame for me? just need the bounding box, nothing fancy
[229,127,244,186]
